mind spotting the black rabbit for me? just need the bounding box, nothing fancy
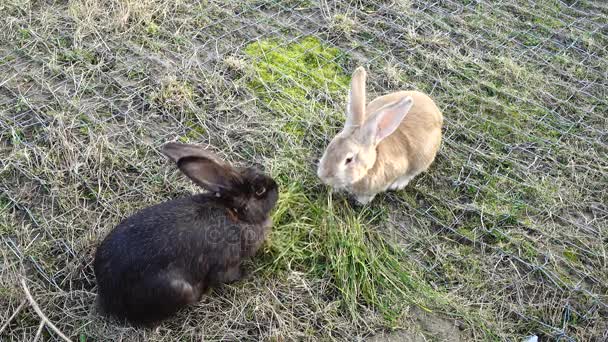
[93,142,279,326]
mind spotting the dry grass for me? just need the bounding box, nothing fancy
[1,0,607,341]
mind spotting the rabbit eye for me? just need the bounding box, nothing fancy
[345,156,353,164]
[255,186,266,196]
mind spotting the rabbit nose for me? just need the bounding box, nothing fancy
[317,167,324,179]
[317,167,327,179]
[318,168,333,180]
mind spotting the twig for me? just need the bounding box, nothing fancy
[0,73,18,88]
[32,320,45,342]
[0,300,26,335]
[20,278,73,342]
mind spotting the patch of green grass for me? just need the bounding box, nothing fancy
[485,228,509,245]
[180,120,207,142]
[456,226,476,241]
[145,21,160,36]
[126,66,147,81]
[77,113,94,135]
[438,247,486,287]
[264,186,446,323]
[8,127,26,146]
[533,15,565,30]
[518,239,539,259]
[477,176,527,215]
[244,36,349,124]
[57,47,99,66]
[563,248,579,264]
[18,28,31,40]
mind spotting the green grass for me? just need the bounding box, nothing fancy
[244,36,349,138]
[266,186,443,323]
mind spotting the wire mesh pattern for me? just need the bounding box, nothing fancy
[1,0,606,341]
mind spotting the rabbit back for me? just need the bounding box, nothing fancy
[373,90,443,174]
[351,91,443,198]
[94,195,244,325]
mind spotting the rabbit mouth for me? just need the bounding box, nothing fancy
[318,172,342,187]
[327,180,348,190]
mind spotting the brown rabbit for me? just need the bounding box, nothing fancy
[317,66,443,204]
[93,142,279,326]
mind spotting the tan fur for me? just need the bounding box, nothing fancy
[352,91,443,196]
[317,67,443,204]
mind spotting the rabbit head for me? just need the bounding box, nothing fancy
[317,66,414,189]
[162,142,278,224]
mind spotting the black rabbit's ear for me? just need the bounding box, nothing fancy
[176,156,241,193]
[162,142,221,164]
[162,142,241,193]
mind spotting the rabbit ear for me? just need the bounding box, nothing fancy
[359,96,414,146]
[162,142,221,163]
[161,142,241,193]
[345,66,367,128]
[176,157,242,194]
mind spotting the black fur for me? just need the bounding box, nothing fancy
[93,143,278,326]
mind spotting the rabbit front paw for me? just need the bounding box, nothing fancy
[355,194,375,205]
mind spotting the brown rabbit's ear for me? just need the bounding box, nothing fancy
[161,142,241,193]
[359,96,414,146]
[345,66,367,128]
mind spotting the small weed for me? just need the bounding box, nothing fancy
[563,248,579,264]
[153,80,195,113]
[145,21,160,36]
[329,14,356,36]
